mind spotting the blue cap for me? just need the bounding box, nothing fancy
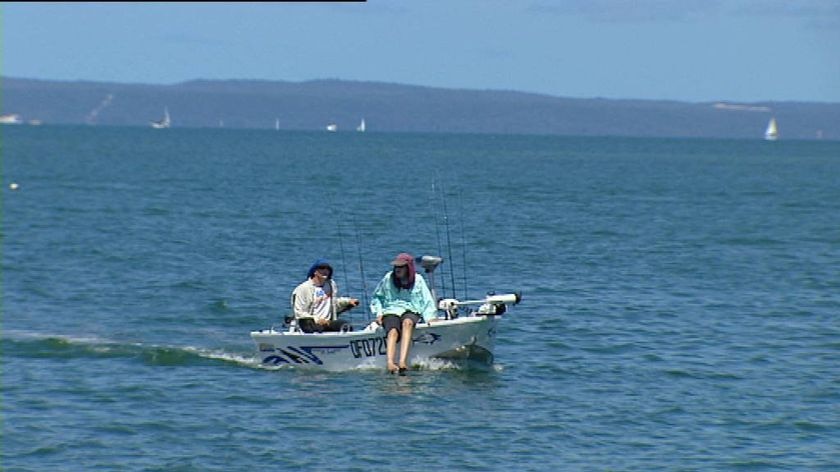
[307,259,333,278]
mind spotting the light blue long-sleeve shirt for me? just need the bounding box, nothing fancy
[370,271,437,321]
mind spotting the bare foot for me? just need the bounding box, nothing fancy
[387,362,399,374]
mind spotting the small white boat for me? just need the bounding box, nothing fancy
[151,107,171,129]
[0,114,23,125]
[357,118,366,132]
[251,255,521,371]
[326,123,337,132]
[764,117,778,141]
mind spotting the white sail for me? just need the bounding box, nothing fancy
[275,118,280,131]
[764,117,778,141]
[151,107,170,129]
[326,123,337,132]
[357,118,366,132]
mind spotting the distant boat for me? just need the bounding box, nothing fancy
[326,123,337,132]
[150,107,171,129]
[0,114,23,125]
[764,117,778,141]
[275,118,280,131]
[357,118,366,132]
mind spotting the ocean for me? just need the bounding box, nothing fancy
[3,126,839,471]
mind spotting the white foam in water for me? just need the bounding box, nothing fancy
[183,346,265,369]
[417,357,462,370]
[4,329,265,368]
[4,329,114,346]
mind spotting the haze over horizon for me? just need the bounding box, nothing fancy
[4,1,840,103]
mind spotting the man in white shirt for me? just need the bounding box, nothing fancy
[291,259,359,333]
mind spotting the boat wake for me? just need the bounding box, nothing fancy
[4,330,504,373]
[3,330,264,369]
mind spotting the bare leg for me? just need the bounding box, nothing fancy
[386,328,399,373]
[398,318,415,370]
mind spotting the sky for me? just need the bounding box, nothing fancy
[3,1,839,103]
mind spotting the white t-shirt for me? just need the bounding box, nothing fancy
[310,283,333,320]
[292,279,336,321]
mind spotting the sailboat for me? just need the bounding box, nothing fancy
[326,123,337,132]
[764,117,778,141]
[150,107,171,129]
[275,118,280,131]
[356,118,366,133]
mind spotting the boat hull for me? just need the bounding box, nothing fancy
[251,315,499,371]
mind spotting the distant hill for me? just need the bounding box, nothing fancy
[3,77,838,140]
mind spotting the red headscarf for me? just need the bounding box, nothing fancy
[390,252,416,290]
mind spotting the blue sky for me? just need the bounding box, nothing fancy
[4,1,839,103]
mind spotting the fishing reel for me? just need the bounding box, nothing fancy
[438,298,461,319]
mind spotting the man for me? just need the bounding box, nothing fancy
[291,259,359,333]
[370,253,437,373]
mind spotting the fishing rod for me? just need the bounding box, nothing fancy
[330,193,353,325]
[328,194,351,294]
[431,179,448,298]
[458,188,468,300]
[354,223,371,321]
[440,185,457,300]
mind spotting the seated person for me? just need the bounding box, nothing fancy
[291,259,359,333]
[370,253,437,373]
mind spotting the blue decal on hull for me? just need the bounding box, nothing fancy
[262,355,290,365]
[262,344,349,365]
[413,332,442,345]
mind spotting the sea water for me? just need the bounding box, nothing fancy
[3,126,839,471]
